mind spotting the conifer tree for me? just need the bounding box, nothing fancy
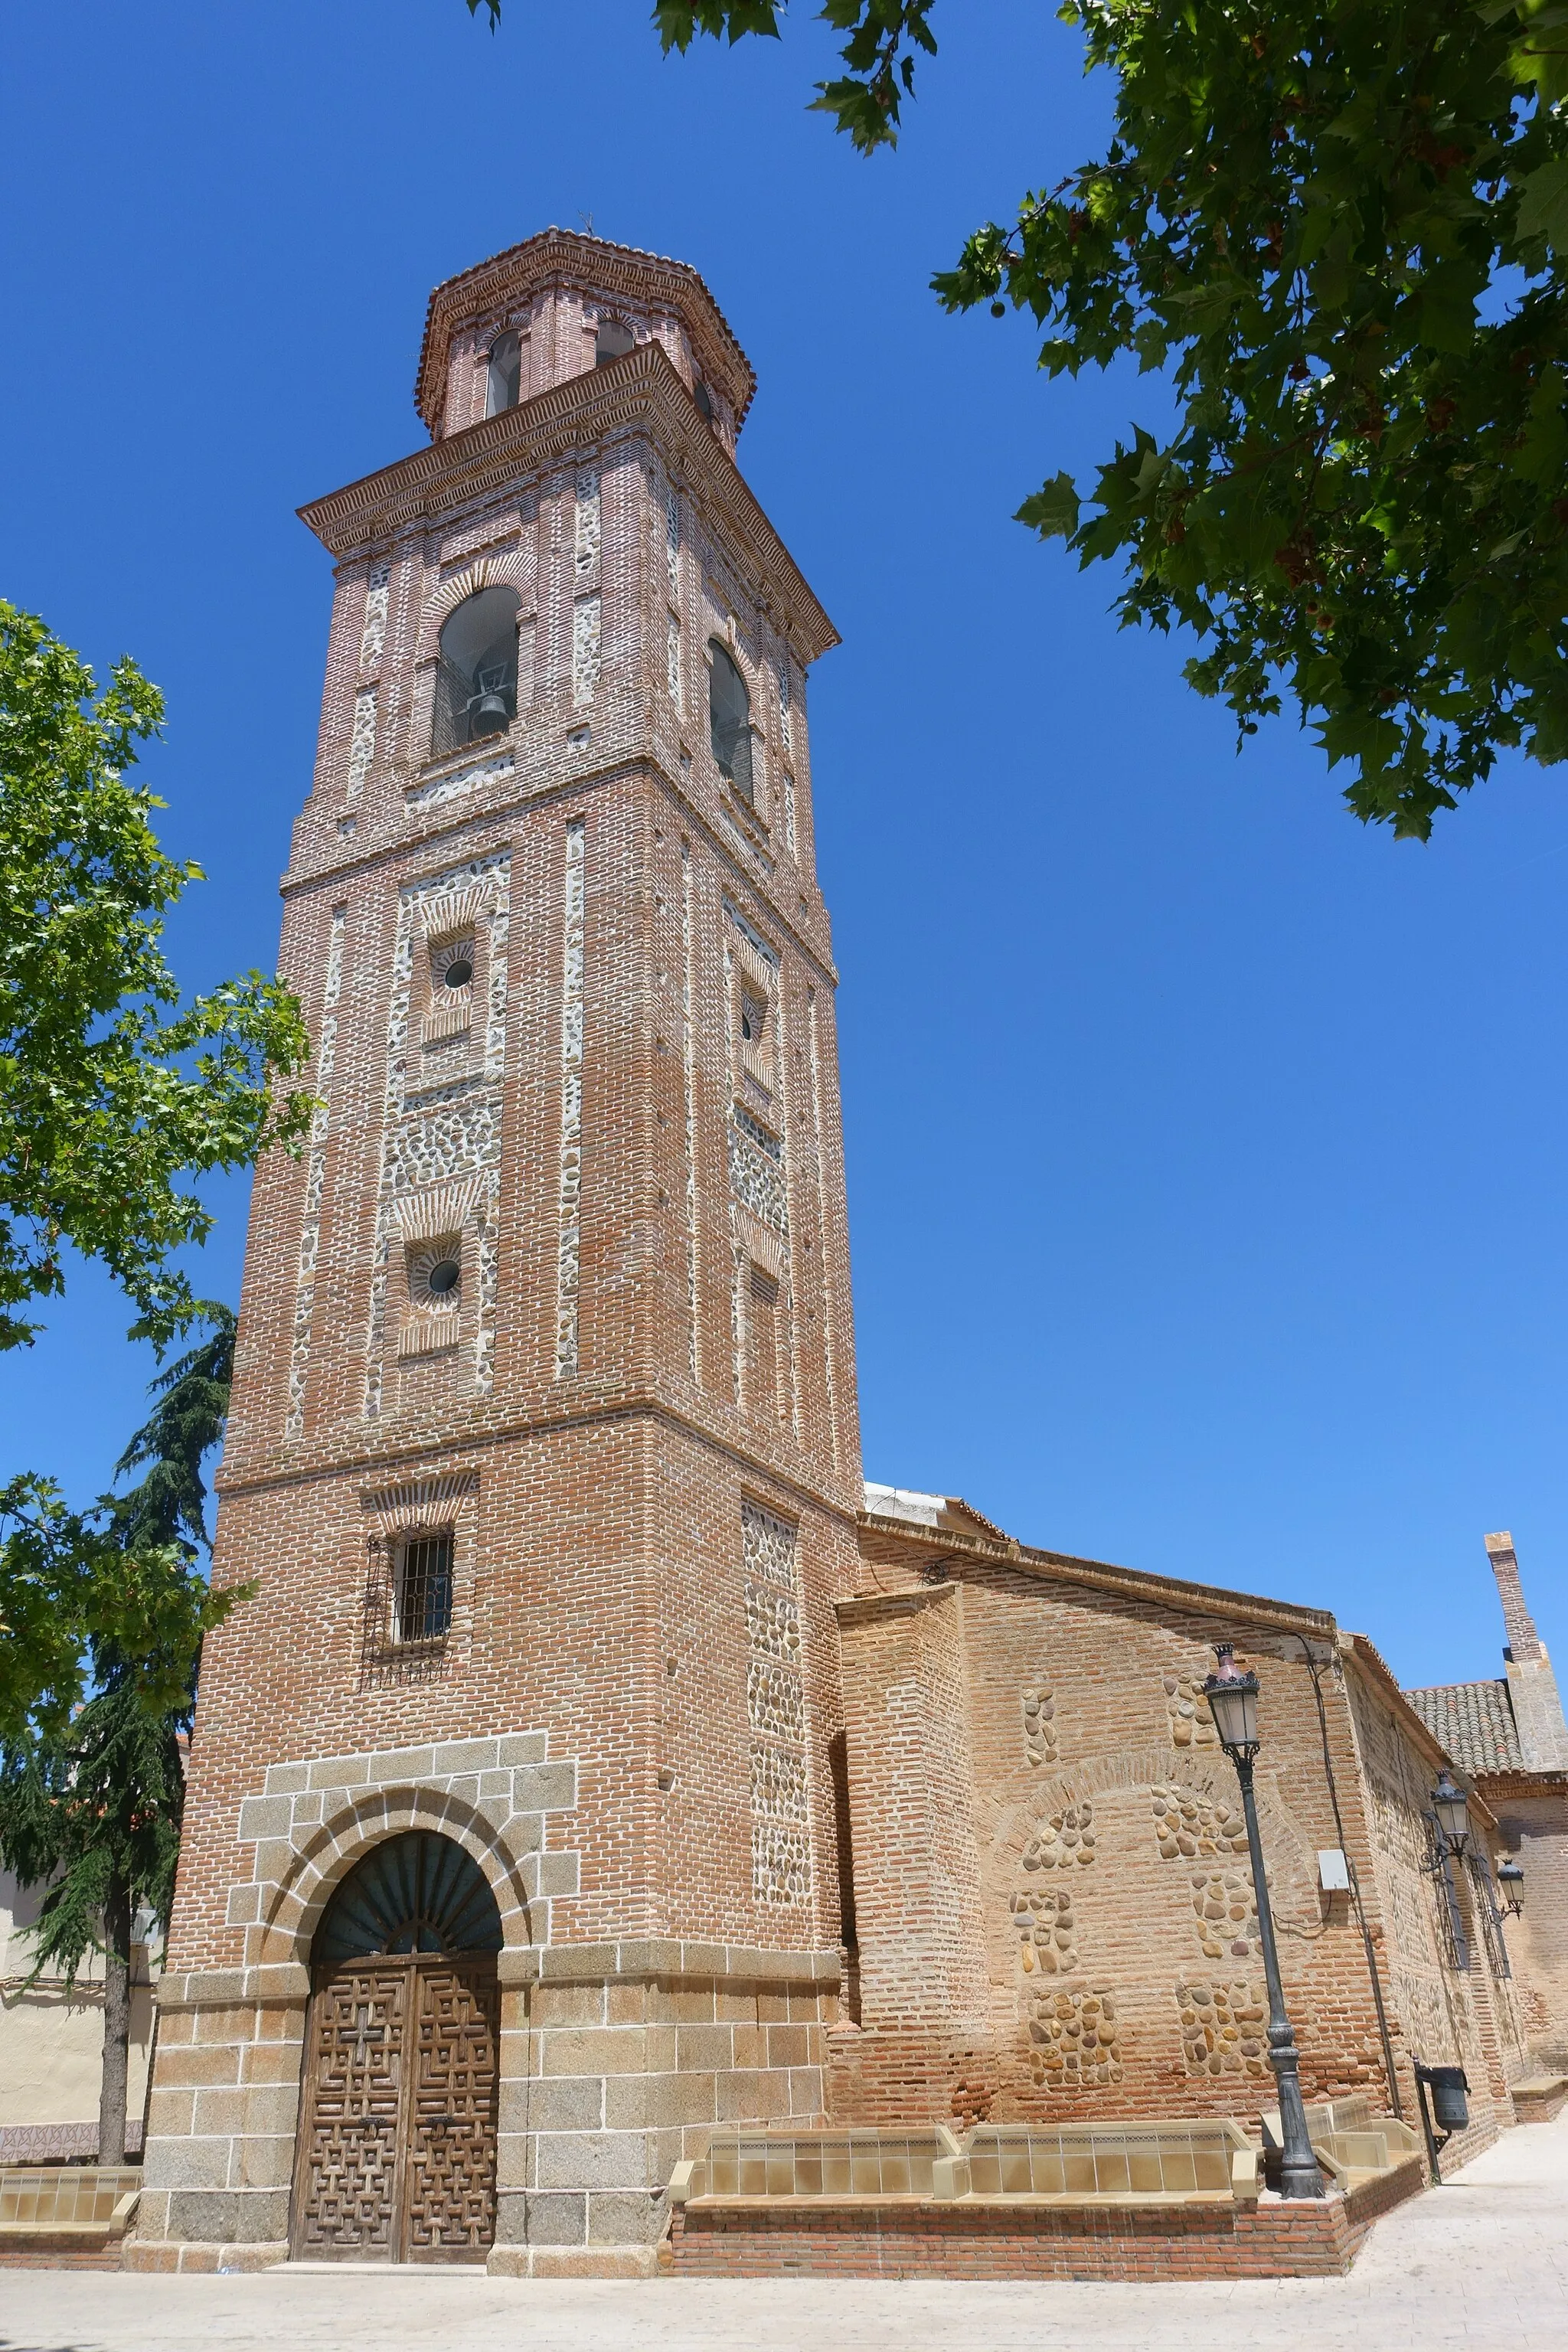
[0,1309,238,2164]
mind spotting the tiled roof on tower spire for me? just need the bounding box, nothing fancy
[414,226,757,436]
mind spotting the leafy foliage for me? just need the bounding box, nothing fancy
[939,2,1568,837]
[0,1478,234,1747]
[655,2,937,149]
[110,1305,236,1555]
[0,1673,186,1992]
[466,2,1568,835]
[0,602,313,1351]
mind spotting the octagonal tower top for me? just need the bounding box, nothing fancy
[413,226,757,452]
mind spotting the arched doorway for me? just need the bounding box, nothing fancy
[290,1832,504,2262]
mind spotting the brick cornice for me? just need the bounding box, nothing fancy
[1464,1766,1568,1800]
[855,1509,1340,1644]
[279,757,841,994]
[299,339,836,665]
[214,1387,861,1534]
[413,227,756,435]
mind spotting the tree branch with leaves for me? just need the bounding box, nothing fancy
[0,601,313,1353]
[467,2,1567,835]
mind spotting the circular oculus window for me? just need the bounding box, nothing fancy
[434,939,475,991]
[411,1245,462,1303]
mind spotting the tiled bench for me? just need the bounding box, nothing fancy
[0,2167,141,2267]
[1512,2076,1568,2125]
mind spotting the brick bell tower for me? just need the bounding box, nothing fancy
[136,231,862,2277]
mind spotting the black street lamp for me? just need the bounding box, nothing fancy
[1497,1858,1524,1916]
[1432,1770,1471,1856]
[1202,1645,1326,2200]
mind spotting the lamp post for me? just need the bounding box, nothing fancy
[1432,1770,1470,1856]
[1202,1645,1325,2200]
[1497,1859,1524,1916]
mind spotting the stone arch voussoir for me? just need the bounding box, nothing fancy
[258,1784,533,1966]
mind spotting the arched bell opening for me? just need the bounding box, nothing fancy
[431,584,521,756]
[291,1831,503,2265]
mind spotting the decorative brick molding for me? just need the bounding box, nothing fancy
[0,2122,142,2164]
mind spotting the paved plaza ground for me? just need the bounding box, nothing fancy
[5,2118,1566,2352]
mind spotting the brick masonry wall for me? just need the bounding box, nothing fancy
[830,1553,1530,2146]
[1476,1779,1568,2070]
[141,237,861,2272]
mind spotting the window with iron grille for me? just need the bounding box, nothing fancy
[359,1528,455,1690]
[1426,1814,1470,1971]
[1465,1852,1512,1978]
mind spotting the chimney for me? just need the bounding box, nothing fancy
[1486,1532,1568,1772]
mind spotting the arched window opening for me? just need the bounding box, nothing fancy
[433,585,521,755]
[692,374,714,423]
[312,1832,503,1968]
[595,317,636,368]
[709,640,753,805]
[485,330,521,417]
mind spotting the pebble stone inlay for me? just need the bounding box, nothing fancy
[554,819,586,1376]
[1165,1671,1220,1749]
[742,1503,810,1906]
[1021,1683,1058,1769]
[1025,1984,1123,2092]
[364,853,509,1416]
[346,684,377,798]
[358,557,390,670]
[286,903,347,1439]
[1175,1978,1270,2079]
[572,595,601,705]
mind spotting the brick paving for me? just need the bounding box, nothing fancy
[2,2118,1564,2350]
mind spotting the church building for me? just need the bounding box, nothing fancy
[132,233,1565,2278]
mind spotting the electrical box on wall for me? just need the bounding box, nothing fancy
[1318,1849,1351,1892]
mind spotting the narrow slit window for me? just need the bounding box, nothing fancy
[595,317,635,367]
[485,330,521,416]
[709,641,753,805]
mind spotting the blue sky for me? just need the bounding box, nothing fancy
[2,2,1563,1693]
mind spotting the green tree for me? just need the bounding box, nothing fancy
[0,1311,239,2164]
[473,4,1568,838]
[0,600,312,1351]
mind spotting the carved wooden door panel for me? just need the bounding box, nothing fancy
[294,1956,498,2262]
[403,1960,500,2261]
[292,1964,408,2259]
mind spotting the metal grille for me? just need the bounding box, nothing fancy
[1465,1852,1513,1978]
[1426,1815,1470,1971]
[359,1531,454,1691]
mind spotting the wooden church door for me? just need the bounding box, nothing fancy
[290,1834,503,2262]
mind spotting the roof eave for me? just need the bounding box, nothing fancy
[298,340,837,665]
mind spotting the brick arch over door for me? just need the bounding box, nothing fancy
[256,1787,534,1968]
